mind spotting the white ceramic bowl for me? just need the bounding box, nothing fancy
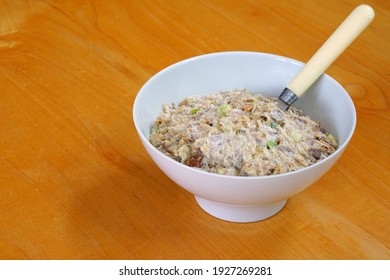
[133,52,356,223]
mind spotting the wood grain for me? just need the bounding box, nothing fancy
[0,0,389,259]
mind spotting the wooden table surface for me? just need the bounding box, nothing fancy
[0,0,389,260]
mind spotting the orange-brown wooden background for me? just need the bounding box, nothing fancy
[0,0,389,259]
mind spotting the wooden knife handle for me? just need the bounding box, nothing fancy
[287,4,375,97]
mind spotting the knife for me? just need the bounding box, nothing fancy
[278,4,375,111]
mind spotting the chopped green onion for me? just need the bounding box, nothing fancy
[217,104,231,117]
[266,139,278,149]
[326,133,336,141]
[292,131,303,141]
[190,107,199,114]
[270,121,278,128]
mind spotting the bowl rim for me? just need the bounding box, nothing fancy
[133,51,357,180]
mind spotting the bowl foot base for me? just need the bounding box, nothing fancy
[195,196,287,223]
